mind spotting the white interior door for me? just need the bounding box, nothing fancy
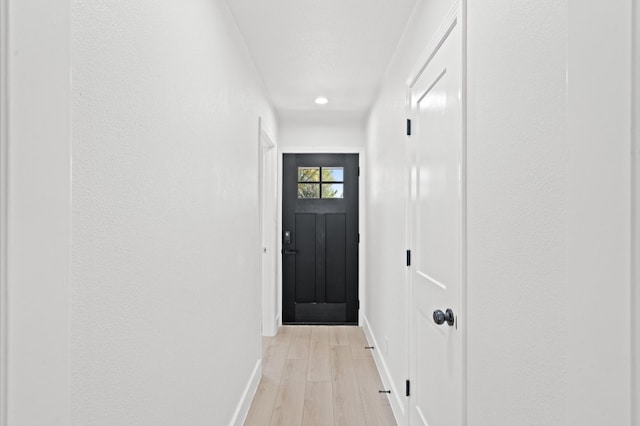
[409,7,464,426]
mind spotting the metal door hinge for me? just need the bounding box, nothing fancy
[406,380,410,397]
[358,233,361,243]
[406,119,412,136]
[406,250,411,266]
[358,166,360,176]
[357,300,360,310]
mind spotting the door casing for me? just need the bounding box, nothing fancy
[259,119,278,337]
[633,0,640,421]
[0,0,8,422]
[281,153,359,324]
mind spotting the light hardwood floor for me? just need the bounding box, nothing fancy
[244,326,397,426]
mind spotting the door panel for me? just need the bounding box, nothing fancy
[283,154,359,324]
[326,213,347,303]
[409,9,463,426]
[295,213,316,302]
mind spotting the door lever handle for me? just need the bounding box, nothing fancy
[283,249,298,255]
[433,308,455,326]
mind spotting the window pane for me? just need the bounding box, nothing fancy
[322,167,343,182]
[298,183,320,198]
[298,167,320,182]
[321,184,344,199]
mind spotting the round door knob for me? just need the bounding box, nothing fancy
[433,308,455,326]
[433,309,446,325]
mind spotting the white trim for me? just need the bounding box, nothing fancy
[460,2,468,424]
[0,0,8,422]
[403,78,414,426]
[632,1,639,423]
[362,315,405,425]
[5,1,71,422]
[229,359,262,426]
[259,118,278,337]
[277,147,366,325]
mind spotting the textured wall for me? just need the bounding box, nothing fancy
[71,1,276,424]
[565,1,632,424]
[466,1,570,423]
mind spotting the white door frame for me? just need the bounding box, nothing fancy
[0,0,8,422]
[405,2,467,424]
[259,118,278,337]
[632,2,639,422]
[1,1,71,423]
[277,147,366,327]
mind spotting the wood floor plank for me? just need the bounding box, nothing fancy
[354,357,397,426]
[308,327,331,381]
[329,326,349,346]
[263,340,290,364]
[347,326,373,359]
[270,358,308,426]
[302,381,333,426]
[331,345,366,426]
[288,326,312,359]
[262,335,272,352]
[271,326,294,348]
[245,337,290,426]
[245,326,397,426]
[381,403,398,426]
[245,374,281,426]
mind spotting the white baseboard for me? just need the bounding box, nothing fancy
[362,315,406,426]
[229,358,262,426]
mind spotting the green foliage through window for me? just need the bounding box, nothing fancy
[298,167,344,199]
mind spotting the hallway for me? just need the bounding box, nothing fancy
[245,326,395,426]
[1,0,637,425]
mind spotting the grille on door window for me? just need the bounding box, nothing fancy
[297,167,344,199]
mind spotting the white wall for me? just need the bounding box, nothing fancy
[71,1,276,425]
[466,1,571,423]
[565,2,632,424]
[277,112,366,327]
[279,111,366,151]
[4,0,71,424]
[367,0,634,424]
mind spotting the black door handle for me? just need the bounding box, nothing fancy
[283,249,298,255]
[433,308,455,326]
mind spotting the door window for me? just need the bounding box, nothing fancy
[297,166,344,199]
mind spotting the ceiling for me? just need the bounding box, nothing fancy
[225,0,418,116]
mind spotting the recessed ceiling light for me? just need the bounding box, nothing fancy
[314,97,328,105]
